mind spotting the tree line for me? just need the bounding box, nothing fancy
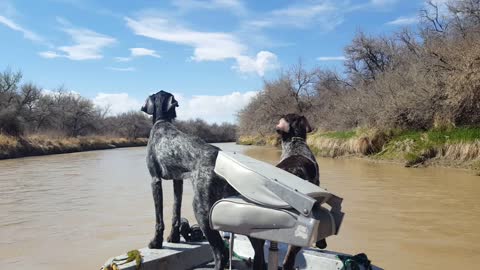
[0,70,236,142]
[238,0,480,136]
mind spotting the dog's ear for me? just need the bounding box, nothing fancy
[163,95,179,112]
[141,95,155,115]
[299,116,313,133]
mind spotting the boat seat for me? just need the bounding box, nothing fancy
[210,151,344,247]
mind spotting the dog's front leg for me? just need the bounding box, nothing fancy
[149,177,164,249]
[167,179,183,243]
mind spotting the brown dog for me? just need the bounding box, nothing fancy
[249,113,325,270]
[276,114,326,270]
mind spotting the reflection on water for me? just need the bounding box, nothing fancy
[1,143,479,269]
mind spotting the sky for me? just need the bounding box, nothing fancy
[0,0,435,123]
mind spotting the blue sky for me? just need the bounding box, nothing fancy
[0,0,432,123]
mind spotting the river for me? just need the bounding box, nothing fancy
[0,143,479,269]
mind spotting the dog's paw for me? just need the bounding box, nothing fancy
[166,231,180,243]
[315,239,327,249]
[148,236,163,249]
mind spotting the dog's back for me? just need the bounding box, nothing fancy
[277,154,318,185]
[277,139,319,185]
[147,121,219,180]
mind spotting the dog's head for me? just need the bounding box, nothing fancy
[275,114,313,141]
[141,90,179,123]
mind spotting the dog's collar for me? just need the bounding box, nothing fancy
[154,119,172,125]
[291,136,306,142]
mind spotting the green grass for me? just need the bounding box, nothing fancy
[427,127,480,143]
[376,127,480,164]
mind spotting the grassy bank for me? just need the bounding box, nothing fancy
[236,134,279,146]
[238,127,480,174]
[0,134,148,160]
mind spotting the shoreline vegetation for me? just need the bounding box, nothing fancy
[0,68,236,160]
[237,127,480,175]
[237,1,480,175]
[0,134,148,159]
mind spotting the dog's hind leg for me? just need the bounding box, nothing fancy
[167,179,183,243]
[249,237,266,270]
[282,245,302,270]
[148,176,164,249]
[192,199,227,270]
[192,176,228,269]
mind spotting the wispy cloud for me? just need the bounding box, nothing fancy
[114,56,131,62]
[172,0,247,16]
[115,47,161,62]
[130,47,160,58]
[369,0,398,7]
[348,0,399,12]
[0,15,45,43]
[39,51,61,58]
[39,19,116,60]
[246,1,342,31]
[125,15,277,76]
[387,15,418,26]
[105,67,136,72]
[245,0,402,31]
[317,56,346,61]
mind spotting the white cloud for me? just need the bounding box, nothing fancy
[125,16,244,61]
[317,56,346,61]
[125,15,277,76]
[0,15,44,42]
[130,47,161,58]
[39,21,116,61]
[234,51,278,76]
[176,91,258,123]
[246,1,342,30]
[93,93,143,115]
[172,0,247,15]
[38,51,61,58]
[91,90,257,123]
[105,67,136,72]
[114,47,161,62]
[387,16,419,25]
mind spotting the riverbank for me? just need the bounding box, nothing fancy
[0,134,148,159]
[237,127,480,174]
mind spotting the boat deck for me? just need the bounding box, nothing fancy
[103,240,382,270]
[195,259,250,270]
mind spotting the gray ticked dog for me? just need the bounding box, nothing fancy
[250,113,326,270]
[141,90,238,270]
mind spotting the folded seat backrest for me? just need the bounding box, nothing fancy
[214,151,332,209]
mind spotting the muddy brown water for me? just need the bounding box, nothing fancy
[0,143,479,270]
